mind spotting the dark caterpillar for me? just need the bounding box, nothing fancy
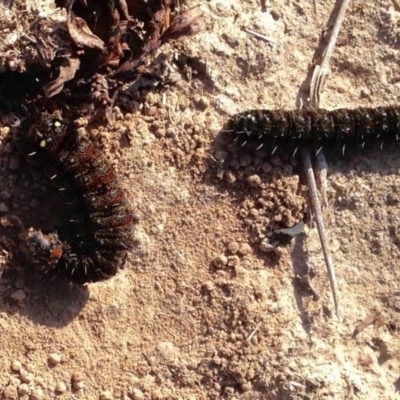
[17,111,135,284]
[226,106,400,156]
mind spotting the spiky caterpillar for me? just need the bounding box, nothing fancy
[226,106,400,155]
[17,111,135,284]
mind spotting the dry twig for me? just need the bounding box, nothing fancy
[302,149,338,314]
[301,0,351,315]
[244,28,280,47]
[309,0,351,107]
[246,322,262,341]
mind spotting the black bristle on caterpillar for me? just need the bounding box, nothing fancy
[17,111,135,284]
[226,106,400,155]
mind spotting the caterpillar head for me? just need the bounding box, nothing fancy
[19,111,69,165]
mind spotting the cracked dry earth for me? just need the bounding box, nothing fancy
[1,0,400,399]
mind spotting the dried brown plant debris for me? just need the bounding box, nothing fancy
[0,0,205,117]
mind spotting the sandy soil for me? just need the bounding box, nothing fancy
[0,1,400,399]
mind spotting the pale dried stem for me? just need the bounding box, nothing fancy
[246,322,262,342]
[309,0,351,108]
[244,28,280,47]
[302,0,351,316]
[302,148,339,315]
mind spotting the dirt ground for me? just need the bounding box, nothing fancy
[0,0,400,399]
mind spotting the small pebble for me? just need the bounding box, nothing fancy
[224,170,236,184]
[143,105,157,116]
[241,381,252,392]
[227,255,240,267]
[165,127,176,137]
[55,381,67,394]
[129,388,145,399]
[34,376,45,387]
[360,87,371,99]
[2,385,17,399]
[227,242,239,254]
[250,208,259,217]
[10,289,26,303]
[18,383,30,396]
[238,243,251,255]
[259,239,279,253]
[72,380,85,390]
[246,174,261,187]
[9,376,20,386]
[202,281,214,292]
[212,255,228,269]
[197,96,209,110]
[30,388,44,400]
[48,353,62,365]
[0,202,9,212]
[215,1,228,13]
[11,360,22,372]
[270,9,281,20]
[8,60,17,71]
[239,208,248,218]
[224,85,240,99]
[20,370,34,384]
[71,372,85,390]
[100,390,114,400]
[154,127,166,138]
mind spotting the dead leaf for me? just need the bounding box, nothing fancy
[66,1,105,50]
[144,6,205,54]
[160,6,206,44]
[43,57,80,98]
